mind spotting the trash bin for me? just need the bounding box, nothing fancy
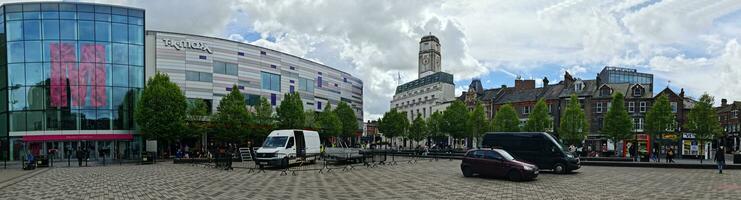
[141,152,154,164]
[734,153,741,164]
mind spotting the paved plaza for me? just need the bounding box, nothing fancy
[0,160,740,199]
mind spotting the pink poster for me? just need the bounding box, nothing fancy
[49,43,107,108]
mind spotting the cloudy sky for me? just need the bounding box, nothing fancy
[7,0,740,120]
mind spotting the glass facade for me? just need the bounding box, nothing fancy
[598,67,653,85]
[1,2,145,161]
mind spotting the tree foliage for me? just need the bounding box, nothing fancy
[442,100,469,140]
[645,94,675,140]
[469,102,489,138]
[303,110,319,130]
[686,93,722,140]
[318,104,342,138]
[335,101,359,138]
[276,92,305,129]
[212,85,252,143]
[427,111,444,140]
[408,114,428,143]
[135,72,188,141]
[493,104,520,132]
[378,108,408,145]
[525,99,552,132]
[184,99,210,139]
[559,94,589,145]
[603,92,633,149]
[252,97,274,139]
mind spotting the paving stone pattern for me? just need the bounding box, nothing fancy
[0,160,739,199]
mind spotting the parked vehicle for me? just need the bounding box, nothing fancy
[481,132,580,174]
[255,130,321,168]
[460,149,538,181]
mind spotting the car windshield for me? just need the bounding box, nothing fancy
[262,136,288,148]
[493,149,515,160]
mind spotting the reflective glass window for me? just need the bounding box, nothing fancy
[59,20,77,40]
[23,20,41,40]
[9,87,27,111]
[23,4,41,11]
[42,11,59,19]
[7,21,23,41]
[97,109,111,130]
[80,109,97,130]
[27,86,45,110]
[41,3,59,11]
[42,20,60,39]
[59,3,76,11]
[111,43,128,64]
[78,20,94,40]
[78,12,94,20]
[7,13,23,20]
[213,61,226,74]
[95,13,111,21]
[111,87,130,110]
[6,5,23,12]
[130,66,143,88]
[59,11,76,19]
[95,21,110,41]
[111,23,128,43]
[23,12,40,19]
[96,42,112,63]
[25,41,42,62]
[128,16,143,25]
[8,42,27,63]
[8,63,25,86]
[226,63,238,76]
[199,72,212,82]
[112,15,127,23]
[128,25,142,44]
[112,65,128,87]
[128,45,143,66]
[186,71,199,81]
[25,63,44,86]
[10,112,26,131]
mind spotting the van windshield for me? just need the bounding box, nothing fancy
[544,134,565,151]
[262,136,288,148]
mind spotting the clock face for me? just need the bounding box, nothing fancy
[422,54,430,65]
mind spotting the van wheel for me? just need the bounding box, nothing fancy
[462,167,473,177]
[281,158,289,169]
[553,163,566,174]
[507,170,522,181]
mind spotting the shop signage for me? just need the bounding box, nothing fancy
[683,133,695,139]
[162,39,213,54]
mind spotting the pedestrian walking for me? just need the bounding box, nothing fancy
[652,144,661,162]
[667,147,675,163]
[75,147,83,167]
[629,143,638,162]
[715,146,726,174]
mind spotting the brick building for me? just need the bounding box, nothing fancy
[717,99,740,152]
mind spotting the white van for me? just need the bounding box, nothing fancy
[255,129,321,168]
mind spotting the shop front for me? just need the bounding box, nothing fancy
[9,133,141,162]
[623,134,651,160]
[680,133,711,159]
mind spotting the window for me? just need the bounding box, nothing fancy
[299,77,314,92]
[523,106,531,114]
[317,77,323,88]
[596,102,603,113]
[670,102,678,113]
[213,61,238,75]
[640,101,647,113]
[633,87,642,96]
[633,118,644,132]
[732,110,739,119]
[260,51,266,55]
[128,25,143,44]
[289,85,295,93]
[198,55,207,60]
[317,101,322,110]
[95,21,110,41]
[628,102,635,113]
[42,20,60,40]
[24,20,41,40]
[270,94,277,106]
[261,72,281,91]
[111,23,127,43]
[185,70,212,82]
[238,52,245,56]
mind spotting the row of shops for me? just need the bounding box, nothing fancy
[583,133,726,159]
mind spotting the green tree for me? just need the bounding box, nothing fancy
[408,114,428,146]
[685,93,722,145]
[303,110,319,130]
[276,92,305,129]
[525,99,552,132]
[184,99,210,140]
[212,85,252,143]
[427,111,444,143]
[603,92,633,154]
[442,100,469,148]
[318,104,342,140]
[645,94,675,144]
[493,104,520,132]
[468,102,488,148]
[135,72,187,153]
[378,108,408,147]
[252,97,274,140]
[559,94,589,145]
[335,101,359,139]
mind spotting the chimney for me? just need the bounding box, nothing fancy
[501,84,507,89]
[515,79,536,90]
[564,71,574,86]
[543,77,549,87]
[679,88,685,98]
[722,99,728,106]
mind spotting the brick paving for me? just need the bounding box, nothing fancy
[0,160,739,199]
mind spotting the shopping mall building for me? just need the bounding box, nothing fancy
[0,2,363,162]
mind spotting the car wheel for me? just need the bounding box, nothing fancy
[507,170,522,181]
[553,163,566,174]
[281,158,289,169]
[462,167,473,177]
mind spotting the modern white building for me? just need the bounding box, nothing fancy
[390,35,455,121]
[145,31,364,127]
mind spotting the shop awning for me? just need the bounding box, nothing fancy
[22,134,133,142]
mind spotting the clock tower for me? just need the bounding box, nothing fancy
[418,34,441,78]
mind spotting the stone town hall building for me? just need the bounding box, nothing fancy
[461,67,707,157]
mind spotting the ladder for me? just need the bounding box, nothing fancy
[239,147,253,162]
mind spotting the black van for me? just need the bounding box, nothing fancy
[481,132,580,174]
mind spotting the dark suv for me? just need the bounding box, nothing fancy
[461,149,538,181]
